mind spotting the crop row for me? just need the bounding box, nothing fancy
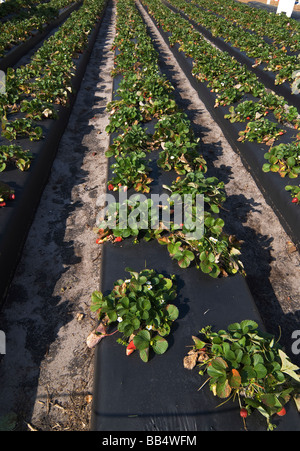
[0,0,45,20]
[140,0,300,203]
[0,0,107,206]
[90,0,300,432]
[0,0,77,59]
[97,0,245,280]
[192,0,300,52]
[166,0,300,89]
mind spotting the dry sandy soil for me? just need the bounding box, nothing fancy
[0,0,299,431]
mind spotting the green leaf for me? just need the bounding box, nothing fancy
[108,310,117,322]
[216,379,232,399]
[262,163,271,172]
[261,394,279,408]
[178,255,192,268]
[192,336,206,350]
[133,330,151,350]
[139,347,149,362]
[165,304,179,321]
[158,322,171,337]
[253,353,264,366]
[151,335,168,355]
[163,277,173,290]
[91,291,103,311]
[228,322,242,333]
[241,365,257,380]
[208,357,228,379]
[240,320,258,334]
[254,363,268,379]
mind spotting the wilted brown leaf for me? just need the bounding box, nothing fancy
[183,351,198,370]
[86,322,107,348]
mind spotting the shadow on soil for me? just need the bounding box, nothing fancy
[0,1,114,430]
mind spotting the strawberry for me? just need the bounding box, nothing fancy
[108,184,114,191]
[114,236,123,243]
[9,193,15,200]
[0,202,6,207]
[277,407,286,416]
[292,197,299,203]
[126,340,136,356]
[240,408,248,418]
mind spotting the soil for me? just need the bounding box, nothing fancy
[0,0,299,431]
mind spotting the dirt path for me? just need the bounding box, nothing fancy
[0,1,115,431]
[0,0,299,432]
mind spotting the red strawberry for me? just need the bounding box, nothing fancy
[114,236,123,242]
[0,202,6,207]
[277,407,286,417]
[108,184,114,191]
[126,340,136,356]
[240,408,248,418]
[292,198,299,203]
[9,193,15,200]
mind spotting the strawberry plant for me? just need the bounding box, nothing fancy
[225,101,268,124]
[20,99,58,121]
[95,197,245,278]
[105,125,152,158]
[107,151,153,193]
[263,142,300,178]
[168,0,300,88]
[184,320,300,430]
[285,185,300,203]
[154,112,207,175]
[98,0,245,279]
[0,0,39,20]
[0,181,15,207]
[142,0,300,171]
[190,0,300,52]
[105,103,143,134]
[0,0,75,59]
[0,144,32,172]
[90,268,179,362]
[237,118,285,146]
[163,171,226,214]
[1,118,43,142]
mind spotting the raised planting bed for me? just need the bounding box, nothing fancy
[90,239,300,432]
[0,0,109,307]
[139,0,300,250]
[163,0,300,112]
[0,1,84,71]
[89,0,300,432]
